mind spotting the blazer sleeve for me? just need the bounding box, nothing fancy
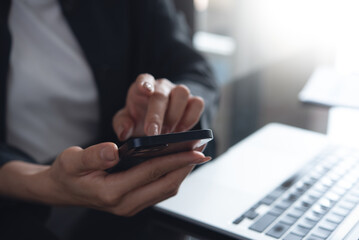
[0,144,37,207]
[0,143,36,168]
[131,0,219,130]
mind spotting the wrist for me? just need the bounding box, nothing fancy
[0,161,66,205]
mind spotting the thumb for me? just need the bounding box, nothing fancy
[60,143,119,174]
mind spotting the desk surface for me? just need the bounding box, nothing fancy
[47,53,330,240]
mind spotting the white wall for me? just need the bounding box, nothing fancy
[195,0,358,82]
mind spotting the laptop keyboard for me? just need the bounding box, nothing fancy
[233,146,359,239]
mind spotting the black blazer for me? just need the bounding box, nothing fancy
[0,0,218,165]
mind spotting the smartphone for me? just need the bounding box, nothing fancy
[107,129,213,172]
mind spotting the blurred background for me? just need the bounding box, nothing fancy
[174,0,359,155]
[45,2,359,239]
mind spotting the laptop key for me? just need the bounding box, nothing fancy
[287,207,305,218]
[332,185,348,195]
[232,216,244,225]
[320,177,335,188]
[312,204,327,216]
[319,220,338,232]
[283,232,303,240]
[291,225,311,237]
[306,234,326,240]
[261,195,276,205]
[286,193,299,202]
[308,190,322,200]
[261,188,286,206]
[249,213,277,232]
[327,172,341,181]
[332,206,351,217]
[325,212,345,224]
[300,200,311,209]
[281,175,297,189]
[297,217,317,229]
[243,210,259,220]
[305,176,318,185]
[281,214,298,225]
[305,210,322,222]
[295,201,311,212]
[347,192,359,202]
[301,195,317,205]
[326,192,341,202]
[270,187,286,199]
[311,226,332,239]
[313,184,329,194]
[268,206,286,216]
[276,199,293,210]
[339,199,357,210]
[266,221,291,238]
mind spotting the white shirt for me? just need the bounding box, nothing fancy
[6,0,100,163]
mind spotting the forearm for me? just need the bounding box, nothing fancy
[0,161,66,206]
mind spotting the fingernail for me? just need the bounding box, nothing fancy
[117,125,124,139]
[193,156,212,164]
[176,126,186,133]
[142,82,154,93]
[148,123,159,135]
[162,126,170,134]
[101,146,116,161]
[123,127,133,140]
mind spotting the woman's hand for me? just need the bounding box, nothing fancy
[113,74,205,141]
[0,142,210,216]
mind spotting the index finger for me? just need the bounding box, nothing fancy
[144,79,173,136]
[130,74,156,97]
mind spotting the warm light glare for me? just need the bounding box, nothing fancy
[248,0,359,71]
[194,0,209,12]
[198,0,359,78]
[193,31,235,56]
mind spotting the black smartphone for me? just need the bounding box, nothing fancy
[107,129,213,172]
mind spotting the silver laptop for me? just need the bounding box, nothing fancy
[156,123,359,240]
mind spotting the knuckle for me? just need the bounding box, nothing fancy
[57,146,81,172]
[163,180,180,197]
[153,78,173,96]
[148,167,165,182]
[98,190,121,208]
[61,146,80,158]
[56,152,68,171]
[170,189,179,197]
[137,73,154,82]
[81,149,93,168]
[192,96,205,108]
[152,90,167,101]
[112,206,136,217]
[173,85,190,98]
[156,78,170,85]
[112,208,125,216]
[122,210,137,217]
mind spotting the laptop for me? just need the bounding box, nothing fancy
[156,123,359,240]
